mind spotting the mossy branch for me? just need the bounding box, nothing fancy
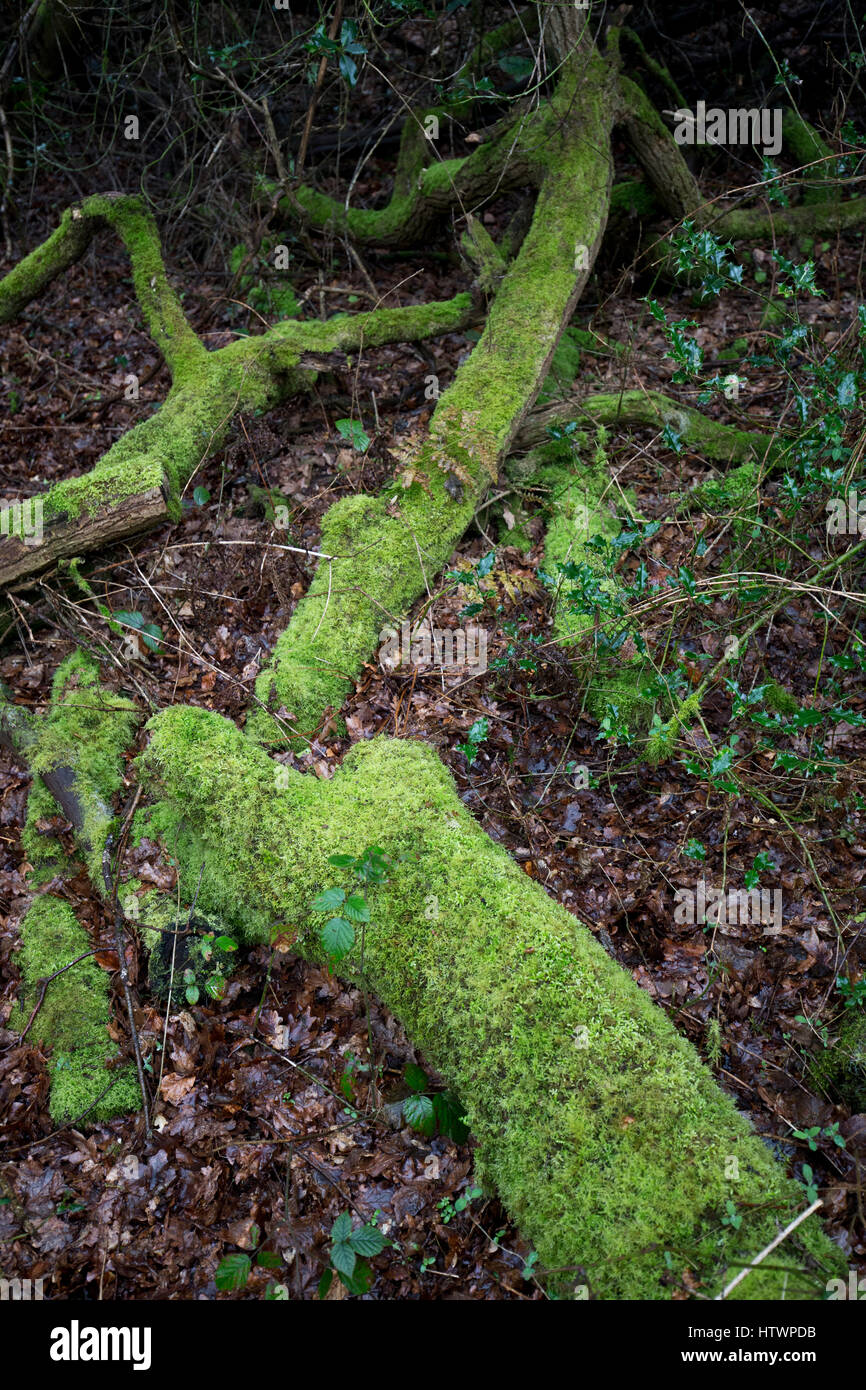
[518,388,779,464]
[285,106,545,248]
[0,193,206,374]
[0,268,474,588]
[250,51,617,746]
[617,81,866,244]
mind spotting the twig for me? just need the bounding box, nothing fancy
[15,950,99,1044]
[295,0,345,183]
[715,1199,823,1300]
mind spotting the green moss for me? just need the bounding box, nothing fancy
[646,691,702,765]
[537,437,653,730]
[22,777,70,885]
[762,681,800,716]
[609,178,658,219]
[460,215,507,293]
[252,61,616,746]
[11,895,140,1123]
[782,111,835,205]
[27,651,140,883]
[685,460,759,513]
[537,327,582,403]
[138,706,845,1299]
[32,294,471,533]
[811,1012,866,1110]
[581,393,774,465]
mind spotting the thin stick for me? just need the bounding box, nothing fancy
[16,951,98,1044]
[715,1199,823,1300]
[295,0,345,183]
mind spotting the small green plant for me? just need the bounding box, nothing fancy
[437,1185,483,1225]
[215,1224,287,1298]
[311,847,389,962]
[799,1163,819,1204]
[446,550,497,617]
[318,1212,387,1297]
[180,931,238,1004]
[744,851,775,889]
[304,19,367,87]
[456,716,489,765]
[792,1123,847,1152]
[400,1063,469,1140]
[721,1199,742,1230]
[114,609,164,654]
[837,975,866,1009]
[596,702,634,747]
[683,838,707,862]
[335,418,371,452]
[228,242,301,322]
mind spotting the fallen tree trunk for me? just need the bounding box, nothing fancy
[135,701,845,1299]
[6,652,845,1295]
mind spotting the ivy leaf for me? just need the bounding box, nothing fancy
[193,485,211,506]
[215,1252,251,1291]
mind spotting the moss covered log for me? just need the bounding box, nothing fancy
[11,895,140,1123]
[136,704,844,1299]
[250,42,617,747]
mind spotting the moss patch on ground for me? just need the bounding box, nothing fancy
[534,435,654,731]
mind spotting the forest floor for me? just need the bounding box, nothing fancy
[1,154,865,1299]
